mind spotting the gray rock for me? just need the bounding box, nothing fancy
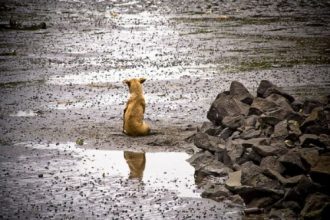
[298,148,319,168]
[279,201,301,213]
[240,161,261,182]
[246,148,263,165]
[187,151,214,170]
[262,107,293,125]
[226,185,284,205]
[269,208,298,220]
[301,107,329,135]
[243,115,259,129]
[271,120,289,139]
[257,80,294,103]
[197,160,233,177]
[252,144,287,157]
[266,93,293,112]
[279,151,307,175]
[214,149,232,167]
[259,115,282,126]
[264,168,304,187]
[302,100,323,114]
[299,134,325,148]
[197,121,223,136]
[229,81,254,105]
[218,127,235,140]
[291,100,303,112]
[226,140,244,163]
[260,156,285,174]
[207,92,249,125]
[301,193,330,220]
[248,196,277,209]
[194,132,226,153]
[222,115,244,129]
[201,184,232,201]
[225,170,242,188]
[249,97,278,115]
[288,120,302,136]
[240,137,270,148]
[310,156,330,186]
[284,176,320,204]
[240,128,262,139]
[240,161,280,188]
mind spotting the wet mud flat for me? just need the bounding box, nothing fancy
[0,143,242,219]
[1,0,330,219]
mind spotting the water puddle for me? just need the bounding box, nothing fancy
[21,142,200,197]
[9,110,38,117]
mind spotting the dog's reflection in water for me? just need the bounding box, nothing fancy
[124,151,146,180]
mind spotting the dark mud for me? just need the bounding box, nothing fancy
[1,0,330,219]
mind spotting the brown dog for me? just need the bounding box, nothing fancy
[123,78,150,136]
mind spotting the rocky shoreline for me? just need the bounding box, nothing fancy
[187,80,330,219]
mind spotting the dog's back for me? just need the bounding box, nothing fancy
[123,78,150,136]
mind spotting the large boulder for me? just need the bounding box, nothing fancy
[229,81,254,105]
[207,92,250,125]
[257,80,294,103]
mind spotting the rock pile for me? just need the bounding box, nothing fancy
[188,80,330,219]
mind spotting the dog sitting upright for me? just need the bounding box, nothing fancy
[123,78,150,136]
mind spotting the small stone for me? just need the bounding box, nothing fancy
[76,138,84,146]
[225,170,242,188]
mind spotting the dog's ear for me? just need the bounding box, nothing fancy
[139,78,146,84]
[123,79,131,86]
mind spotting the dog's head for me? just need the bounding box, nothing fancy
[123,78,146,94]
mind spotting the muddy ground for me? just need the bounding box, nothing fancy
[0,0,330,219]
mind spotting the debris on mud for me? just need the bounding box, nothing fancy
[0,19,46,30]
[189,80,330,219]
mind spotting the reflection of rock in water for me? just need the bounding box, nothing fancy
[124,151,146,179]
